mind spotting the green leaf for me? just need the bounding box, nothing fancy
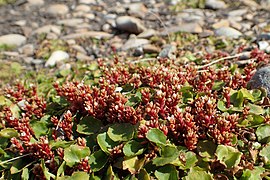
[107,123,137,142]
[247,103,265,115]
[212,81,225,91]
[64,145,90,167]
[0,128,18,138]
[153,145,179,166]
[67,171,90,180]
[123,156,145,174]
[11,62,22,75]
[97,132,118,154]
[216,145,242,168]
[197,140,217,161]
[240,166,264,180]
[126,93,142,106]
[21,168,29,180]
[259,144,270,165]
[146,128,167,146]
[41,159,55,180]
[89,150,108,172]
[10,158,30,174]
[230,90,244,107]
[30,121,48,138]
[256,125,270,143]
[105,165,120,180]
[154,164,178,180]
[185,151,198,169]
[252,89,263,102]
[183,167,213,180]
[77,116,103,135]
[123,140,144,157]
[57,161,66,177]
[217,100,228,112]
[50,140,75,149]
[240,88,255,102]
[10,104,20,119]
[138,169,150,180]
[246,115,264,127]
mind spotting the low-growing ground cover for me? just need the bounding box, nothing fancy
[1,48,270,179]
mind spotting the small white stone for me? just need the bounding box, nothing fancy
[0,34,26,47]
[45,50,70,67]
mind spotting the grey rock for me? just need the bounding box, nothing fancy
[248,66,270,97]
[143,44,160,54]
[214,27,242,38]
[45,50,69,67]
[79,0,96,4]
[128,3,148,18]
[27,0,44,6]
[47,4,69,16]
[122,36,149,50]
[227,9,248,17]
[0,34,26,47]
[137,29,157,39]
[257,33,270,40]
[19,44,34,56]
[57,19,84,27]
[62,31,113,40]
[33,25,61,35]
[116,16,146,34]
[163,23,203,35]
[158,45,177,59]
[205,0,227,10]
[258,41,269,50]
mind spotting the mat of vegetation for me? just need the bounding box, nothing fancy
[1,48,270,179]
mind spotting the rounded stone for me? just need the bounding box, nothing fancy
[214,27,242,39]
[45,50,70,67]
[47,4,69,16]
[248,67,270,97]
[116,16,146,34]
[0,34,27,47]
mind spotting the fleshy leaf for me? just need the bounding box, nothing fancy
[154,164,178,180]
[97,132,118,154]
[138,169,150,180]
[67,171,90,180]
[217,100,228,112]
[89,150,108,172]
[247,103,265,115]
[21,168,29,180]
[197,140,217,161]
[256,125,270,143]
[216,145,242,168]
[240,166,265,180]
[77,116,103,135]
[153,145,179,166]
[259,144,270,165]
[240,88,255,102]
[183,167,213,180]
[63,145,90,167]
[30,121,48,138]
[123,140,144,157]
[0,128,18,139]
[107,123,137,142]
[41,159,55,180]
[185,151,198,169]
[57,161,66,178]
[123,156,145,174]
[146,128,167,146]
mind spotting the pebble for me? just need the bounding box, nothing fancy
[205,0,227,10]
[214,27,242,38]
[47,4,69,16]
[212,19,230,29]
[19,44,34,56]
[116,16,146,34]
[137,29,157,39]
[79,0,96,4]
[143,44,160,54]
[75,5,91,12]
[33,25,61,35]
[62,31,113,40]
[127,3,148,18]
[164,23,202,34]
[45,50,70,67]
[122,36,149,50]
[248,66,270,97]
[0,34,26,47]
[258,41,269,50]
[27,0,44,6]
[57,19,84,27]
[158,45,177,59]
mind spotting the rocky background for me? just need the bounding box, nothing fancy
[1,0,270,87]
